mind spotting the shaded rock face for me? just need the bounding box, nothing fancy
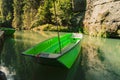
[74,0,120,38]
[73,0,86,12]
[70,0,86,32]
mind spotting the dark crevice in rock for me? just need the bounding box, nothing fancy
[114,0,120,1]
[93,1,114,7]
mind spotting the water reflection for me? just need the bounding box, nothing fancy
[82,35,120,80]
[0,31,82,80]
[1,30,120,80]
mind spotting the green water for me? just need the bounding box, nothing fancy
[0,31,120,80]
[0,31,82,80]
[82,35,120,80]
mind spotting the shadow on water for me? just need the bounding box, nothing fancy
[0,31,83,80]
[81,35,120,80]
[21,48,84,80]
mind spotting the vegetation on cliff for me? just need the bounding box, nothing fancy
[0,0,82,32]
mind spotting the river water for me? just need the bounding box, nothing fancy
[0,31,120,80]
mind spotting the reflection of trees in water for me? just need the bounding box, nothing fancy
[1,36,37,80]
[3,31,120,80]
[81,36,120,80]
[1,38,16,66]
[1,38,16,80]
[1,34,35,80]
[0,37,4,54]
[1,31,83,80]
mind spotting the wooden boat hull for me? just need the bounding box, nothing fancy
[22,33,82,69]
[36,57,65,67]
[35,40,81,68]
[0,27,15,36]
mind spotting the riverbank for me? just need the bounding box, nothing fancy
[32,24,70,32]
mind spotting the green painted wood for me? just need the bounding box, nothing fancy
[0,27,15,36]
[23,33,82,69]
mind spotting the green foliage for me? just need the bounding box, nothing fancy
[0,0,13,27]
[22,0,41,29]
[12,0,23,29]
[51,0,73,26]
[36,0,73,26]
[36,0,52,25]
[0,0,80,32]
[41,24,69,32]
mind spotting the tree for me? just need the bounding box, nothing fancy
[22,0,41,29]
[36,0,52,25]
[1,0,13,27]
[12,0,23,29]
[51,0,73,26]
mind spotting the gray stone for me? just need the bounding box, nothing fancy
[83,0,120,37]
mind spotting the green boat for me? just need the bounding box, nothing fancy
[0,27,15,36]
[22,33,83,69]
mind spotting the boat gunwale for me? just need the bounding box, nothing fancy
[22,39,80,59]
[36,39,80,59]
[0,27,15,36]
[22,33,72,55]
[22,33,82,59]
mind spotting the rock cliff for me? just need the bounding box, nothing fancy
[74,0,120,38]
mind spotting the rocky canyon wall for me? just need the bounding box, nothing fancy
[74,0,120,38]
